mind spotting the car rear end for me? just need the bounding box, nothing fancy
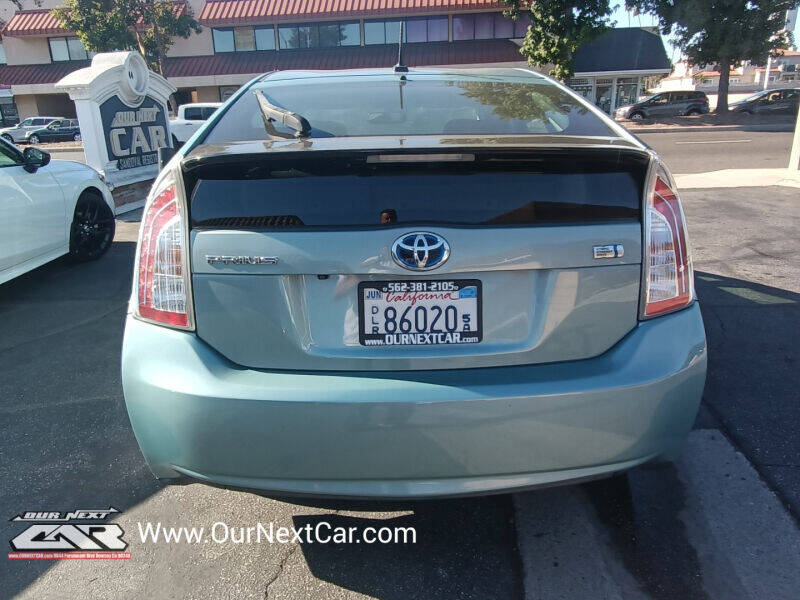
[688,91,710,115]
[121,70,706,497]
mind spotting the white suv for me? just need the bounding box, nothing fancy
[0,116,63,143]
[169,103,222,145]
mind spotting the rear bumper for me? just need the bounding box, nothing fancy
[121,304,707,498]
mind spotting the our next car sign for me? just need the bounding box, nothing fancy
[100,96,169,170]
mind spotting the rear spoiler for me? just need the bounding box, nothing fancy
[181,137,649,173]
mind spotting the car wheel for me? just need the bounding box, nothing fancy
[73,132,81,142]
[1,133,13,143]
[68,191,115,262]
[686,109,702,116]
[629,112,644,121]
[172,135,182,148]
[28,134,40,145]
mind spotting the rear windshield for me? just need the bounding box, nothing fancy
[201,75,615,142]
[188,152,645,229]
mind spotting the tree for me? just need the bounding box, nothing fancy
[503,0,614,80]
[626,0,799,113]
[52,0,201,75]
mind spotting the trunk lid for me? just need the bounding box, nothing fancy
[184,140,649,371]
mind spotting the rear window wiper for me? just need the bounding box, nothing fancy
[254,90,311,139]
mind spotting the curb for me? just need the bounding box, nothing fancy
[625,124,794,134]
[43,146,83,153]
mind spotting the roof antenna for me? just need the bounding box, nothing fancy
[394,21,408,73]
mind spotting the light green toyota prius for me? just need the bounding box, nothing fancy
[122,68,706,498]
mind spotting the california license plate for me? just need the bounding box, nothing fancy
[358,280,482,346]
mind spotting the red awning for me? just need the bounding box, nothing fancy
[200,0,506,26]
[2,3,187,37]
[0,61,90,86]
[3,10,69,36]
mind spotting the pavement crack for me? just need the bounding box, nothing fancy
[264,544,298,599]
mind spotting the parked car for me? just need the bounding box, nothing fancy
[729,88,800,115]
[122,68,706,498]
[615,91,709,120]
[0,116,63,143]
[169,102,222,145]
[0,137,115,285]
[25,119,81,145]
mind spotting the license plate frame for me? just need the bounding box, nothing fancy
[358,279,482,347]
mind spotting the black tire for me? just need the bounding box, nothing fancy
[68,191,115,262]
[1,133,13,143]
[28,134,40,145]
[73,132,81,141]
[629,111,645,121]
[172,135,180,148]
[686,108,702,116]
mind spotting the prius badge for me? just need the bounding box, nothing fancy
[392,232,450,271]
[205,255,278,266]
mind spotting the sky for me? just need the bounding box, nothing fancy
[610,2,800,65]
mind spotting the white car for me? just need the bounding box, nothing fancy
[0,116,63,143]
[0,138,115,285]
[169,103,222,145]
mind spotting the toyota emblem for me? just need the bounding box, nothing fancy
[391,232,450,271]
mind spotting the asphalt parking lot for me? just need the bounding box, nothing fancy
[1,176,799,598]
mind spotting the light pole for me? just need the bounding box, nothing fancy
[789,102,800,171]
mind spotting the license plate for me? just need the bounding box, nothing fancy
[358,280,482,346]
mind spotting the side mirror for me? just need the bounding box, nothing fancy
[158,145,176,171]
[22,146,51,173]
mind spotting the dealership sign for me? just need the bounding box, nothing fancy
[56,51,176,196]
[101,95,168,170]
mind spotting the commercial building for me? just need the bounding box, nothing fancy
[0,0,671,123]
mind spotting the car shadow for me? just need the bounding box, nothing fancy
[289,496,525,600]
[0,239,167,597]
[693,270,800,517]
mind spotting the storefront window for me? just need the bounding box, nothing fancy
[595,78,614,113]
[0,97,19,126]
[475,14,493,39]
[234,27,256,52]
[365,17,447,44]
[453,12,528,40]
[254,27,276,51]
[279,21,359,49]
[426,17,449,41]
[615,77,639,109]
[219,86,240,102]
[214,26,277,52]
[567,78,594,101]
[212,29,235,53]
[49,37,90,62]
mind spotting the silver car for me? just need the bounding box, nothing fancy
[0,116,63,143]
[122,68,707,498]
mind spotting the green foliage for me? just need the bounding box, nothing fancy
[51,0,201,73]
[626,0,800,111]
[504,0,615,79]
[455,80,587,121]
[627,0,796,65]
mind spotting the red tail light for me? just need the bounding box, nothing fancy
[135,177,193,329]
[642,166,694,318]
